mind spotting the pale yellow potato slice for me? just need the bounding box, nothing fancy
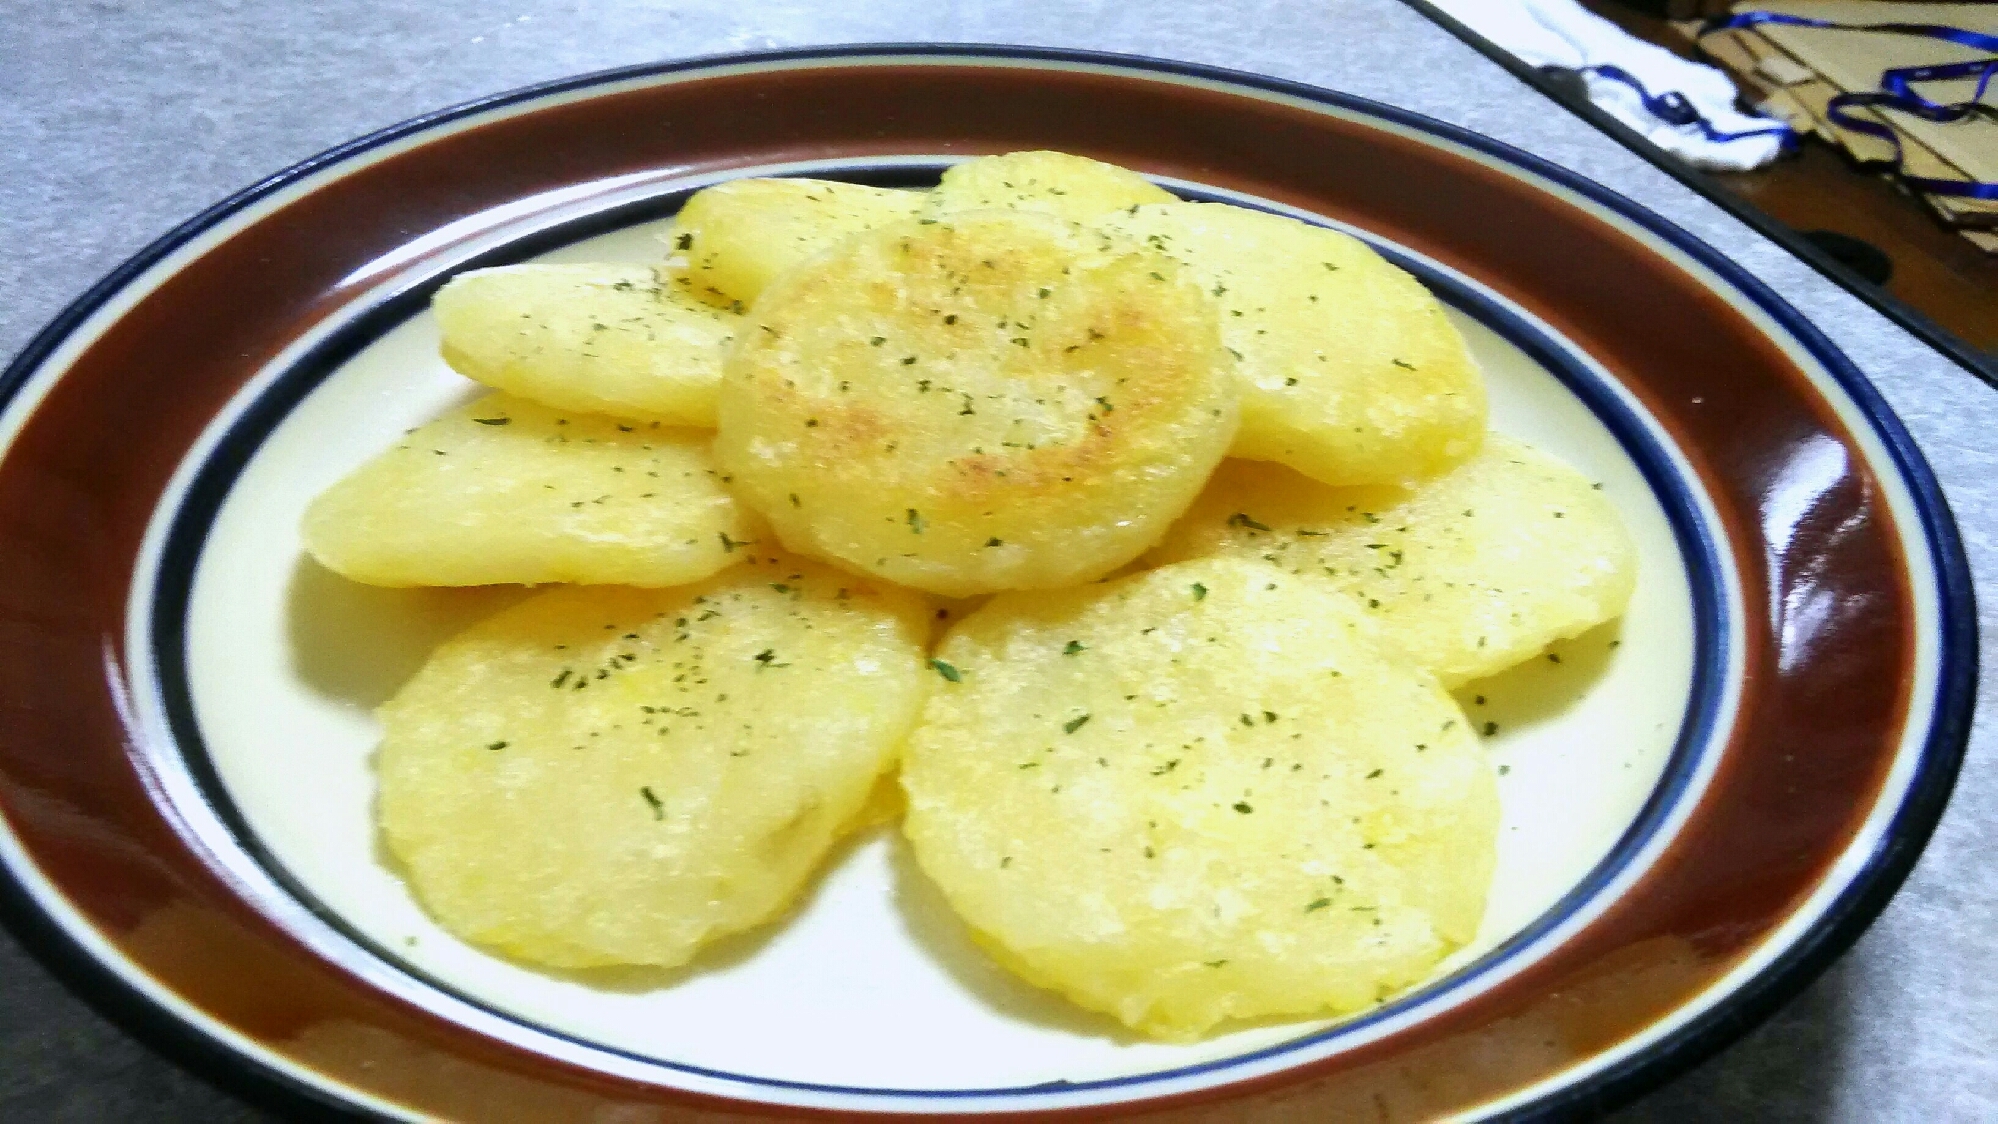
[377,557,931,969]
[302,393,756,588]
[902,556,1498,1040]
[670,178,925,307]
[1149,436,1638,686]
[433,263,739,426]
[1101,202,1485,485]
[925,150,1175,221]
[715,210,1238,597]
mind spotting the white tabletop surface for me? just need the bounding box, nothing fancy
[1,1,1993,1119]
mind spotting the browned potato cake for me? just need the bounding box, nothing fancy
[302,393,756,588]
[377,556,932,969]
[1150,437,1637,685]
[715,210,1238,596]
[902,557,1498,1039]
[433,263,740,426]
[1101,202,1484,485]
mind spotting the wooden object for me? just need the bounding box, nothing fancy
[1580,0,1998,351]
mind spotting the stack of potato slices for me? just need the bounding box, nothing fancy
[304,150,1636,1040]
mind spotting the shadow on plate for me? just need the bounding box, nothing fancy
[1453,619,1625,736]
[286,556,531,708]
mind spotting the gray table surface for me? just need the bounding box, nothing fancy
[2,1,1993,1119]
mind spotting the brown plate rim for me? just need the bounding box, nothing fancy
[0,43,1977,1122]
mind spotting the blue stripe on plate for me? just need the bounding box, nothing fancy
[0,45,1970,1116]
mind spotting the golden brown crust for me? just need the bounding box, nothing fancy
[715,210,1238,595]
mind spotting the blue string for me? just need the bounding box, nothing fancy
[1708,11,1998,55]
[1880,59,1998,122]
[1703,11,1998,201]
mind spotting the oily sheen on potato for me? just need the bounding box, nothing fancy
[901,556,1499,1039]
[1101,202,1485,486]
[433,263,740,426]
[714,210,1238,596]
[302,393,756,588]
[376,556,931,969]
[1150,436,1637,686]
[670,178,925,307]
[925,150,1177,221]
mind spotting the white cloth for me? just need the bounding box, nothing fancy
[1426,0,1790,170]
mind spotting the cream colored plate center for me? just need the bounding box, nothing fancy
[181,216,1698,1092]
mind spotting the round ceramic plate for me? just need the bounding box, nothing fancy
[0,46,1974,1121]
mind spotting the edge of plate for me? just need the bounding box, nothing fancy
[0,43,1976,1123]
